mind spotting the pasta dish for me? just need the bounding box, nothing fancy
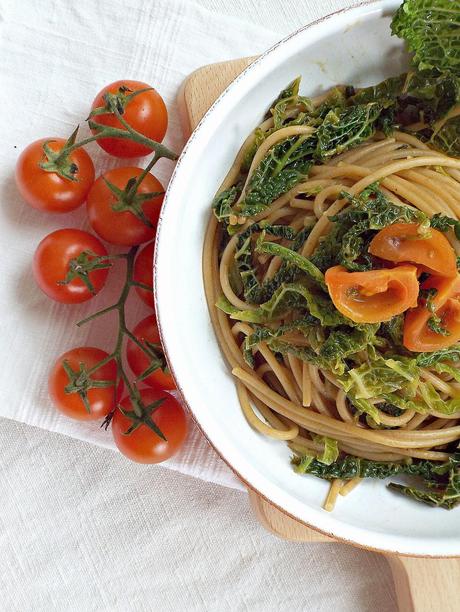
[203,0,460,510]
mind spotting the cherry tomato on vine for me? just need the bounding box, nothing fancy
[90,80,168,158]
[126,315,175,391]
[33,229,110,304]
[87,167,164,246]
[16,138,95,212]
[112,388,187,463]
[49,347,122,421]
[133,241,155,307]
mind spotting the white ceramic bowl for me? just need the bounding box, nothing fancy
[155,0,460,557]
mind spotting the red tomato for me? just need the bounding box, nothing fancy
[112,388,187,463]
[16,138,95,212]
[325,264,419,323]
[33,229,109,303]
[90,80,168,158]
[87,167,164,245]
[369,223,457,278]
[404,274,460,352]
[49,347,122,421]
[126,315,175,391]
[133,241,154,307]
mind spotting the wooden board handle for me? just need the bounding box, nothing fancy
[387,556,460,612]
[248,490,331,542]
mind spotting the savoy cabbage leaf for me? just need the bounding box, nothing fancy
[310,184,427,272]
[255,233,326,288]
[217,282,349,326]
[293,452,460,509]
[391,0,460,75]
[339,357,419,400]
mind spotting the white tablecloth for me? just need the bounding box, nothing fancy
[0,0,397,609]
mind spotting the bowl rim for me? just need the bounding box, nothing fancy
[154,0,460,558]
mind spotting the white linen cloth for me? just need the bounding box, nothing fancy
[0,1,397,610]
[0,417,396,612]
[1,0,280,490]
[0,0,358,489]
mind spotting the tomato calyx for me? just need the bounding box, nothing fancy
[57,250,113,295]
[130,336,166,381]
[39,127,81,181]
[73,246,171,431]
[89,85,153,118]
[102,173,164,228]
[118,387,167,440]
[62,358,116,414]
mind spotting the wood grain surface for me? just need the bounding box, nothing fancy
[176,57,460,612]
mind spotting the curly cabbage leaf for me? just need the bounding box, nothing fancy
[416,348,460,367]
[388,453,460,509]
[379,314,405,347]
[339,357,419,400]
[269,77,314,130]
[433,361,460,383]
[233,222,297,303]
[430,212,460,238]
[240,134,315,217]
[314,436,339,465]
[310,184,427,272]
[212,185,241,222]
[216,281,350,327]
[349,74,407,105]
[318,325,381,371]
[238,100,389,219]
[293,452,460,509]
[314,103,383,160]
[432,114,460,157]
[391,0,460,75]
[255,233,326,288]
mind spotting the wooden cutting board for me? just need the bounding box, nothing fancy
[176,57,460,612]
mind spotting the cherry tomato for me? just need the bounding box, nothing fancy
[49,347,122,421]
[126,315,175,391]
[133,241,154,307]
[112,388,187,464]
[325,264,419,323]
[90,80,168,158]
[404,274,460,352]
[16,138,95,212]
[33,229,109,303]
[87,167,164,246]
[369,223,457,278]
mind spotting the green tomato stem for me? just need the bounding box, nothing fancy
[71,246,167,438]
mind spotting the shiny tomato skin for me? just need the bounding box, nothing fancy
[369,223,457,278]
[325,264,419,323]
[403,274,460,352]
[49,347,122,421]
[33,229,109,304]
[87,167,164,246]
[133,241,154,307]
[90,80,168,158]
[112,388,187,464]
[16,138,95,212]
[126,315,175,391]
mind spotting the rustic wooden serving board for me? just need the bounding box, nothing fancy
[176,57,460,612]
